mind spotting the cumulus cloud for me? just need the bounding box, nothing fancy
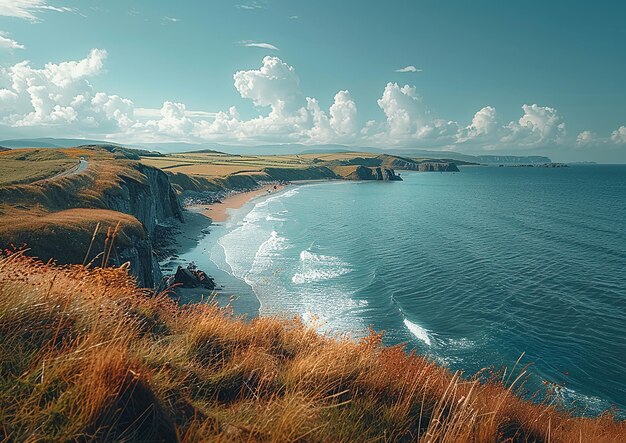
[457,106,499,144]
[0,0,74,21]
[330,91,358,137]
[500,104,566,148]
[0,32,25,50]
[238,41,280,51]
[233,56,302,112]
[371,82,458,145]
[611,126,626,145]
[0,48,134,131]
[0,50,607,152]
[576,130,595,146]
[395,66,422,73]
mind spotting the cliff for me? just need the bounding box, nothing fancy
[0,148,184,287]
[418,161,460,172]
[334,165,402,181]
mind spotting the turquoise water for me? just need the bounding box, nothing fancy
[183,166,626,416]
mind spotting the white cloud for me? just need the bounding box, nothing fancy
[501,104,566,148]
[458,106,499,143]
[233,56,302,112]
[611,126,626,145]
[395,66,422,73]
[377,83,426,137]
[0,32,25,50]
[0,0,74,21]
[235,1,266,10]
[0,48,133,131]
[238,41,280,51]
[288,15,299,20]
[329,90,358,137]
[576,130,595,146]
[0,51,608,152]
[372,82,459,146]
[164,16,180,23]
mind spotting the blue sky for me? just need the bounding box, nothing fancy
[0,0,625,161]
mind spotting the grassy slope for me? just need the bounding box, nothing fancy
[0,149,76,186]
[0,253,623,442]
[145,152,425,195]
[0,147,154,265]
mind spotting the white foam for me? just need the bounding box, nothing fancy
[292,250,352,284]
[266,215,286,222]
[557,386,612,413]
[403,318,432,346]
[292,268,351,284]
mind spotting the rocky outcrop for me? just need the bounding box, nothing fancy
[102,164,184,235]
[334,165,402,181]
[101,164,184,287]
[418,162,460,172]
[171,264,215,290]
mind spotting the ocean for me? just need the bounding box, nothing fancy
[171,165,626,416]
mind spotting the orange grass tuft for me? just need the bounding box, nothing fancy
[0,252,624,442]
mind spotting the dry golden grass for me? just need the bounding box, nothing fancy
[0,149,76,185]
[142,153,332,179]
[0,147,157,266]
[164,164,266,177]
[0,207,144,264]
[0,253,623,442]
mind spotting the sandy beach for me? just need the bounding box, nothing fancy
[190,184,286,223]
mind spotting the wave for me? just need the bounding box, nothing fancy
[556,386,614,415]
[266,215,286,222]
[292,250,351,284]
[403,319,432,346]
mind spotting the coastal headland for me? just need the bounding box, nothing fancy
[1,144,623,440]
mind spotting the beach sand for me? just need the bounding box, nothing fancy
[191,184,286,223]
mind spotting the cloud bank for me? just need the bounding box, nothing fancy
[0,50,623,151]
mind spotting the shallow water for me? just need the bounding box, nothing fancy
[183,165,626,415]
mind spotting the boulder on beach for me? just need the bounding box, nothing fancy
[162,263,216,290]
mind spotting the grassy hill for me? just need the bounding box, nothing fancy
[0,146,183,287]
[0,254,623,441]
[141,151,455,195]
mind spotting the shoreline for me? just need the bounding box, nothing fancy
[162,183,298,318]
[188,184,287,223]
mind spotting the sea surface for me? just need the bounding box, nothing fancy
[176,165,626,416]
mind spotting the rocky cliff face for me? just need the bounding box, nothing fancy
[103,164,184,287]
[334,165,402,181]
[418,162,460,172]
[103,164,184,235]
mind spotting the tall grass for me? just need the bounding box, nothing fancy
[0,252,623,442]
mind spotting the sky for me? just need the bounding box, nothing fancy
[0,0,625,161]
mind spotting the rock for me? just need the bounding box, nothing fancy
[172,264,215,290]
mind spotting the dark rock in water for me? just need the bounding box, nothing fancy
[418,162,460,172]
[171,264,215,290]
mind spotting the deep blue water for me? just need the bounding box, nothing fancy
[181,165,626,415]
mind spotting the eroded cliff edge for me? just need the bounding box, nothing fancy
[0,148,184,287]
